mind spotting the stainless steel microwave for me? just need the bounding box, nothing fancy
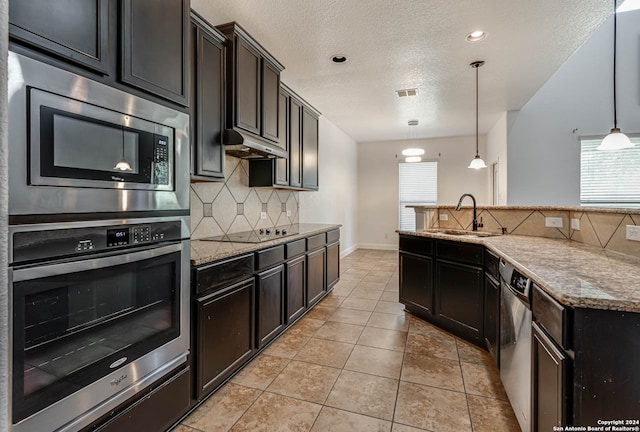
[8,51,190,219]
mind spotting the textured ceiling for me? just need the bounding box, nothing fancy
[192,0,612,142]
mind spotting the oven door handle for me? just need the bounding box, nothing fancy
[12,242,182,282]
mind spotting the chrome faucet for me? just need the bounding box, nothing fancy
[455,193,481,231]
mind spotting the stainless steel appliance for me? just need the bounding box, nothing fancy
[202,226,298,243]
[499,259,532,432]
[7,51,189,219]
[8,216,190,432]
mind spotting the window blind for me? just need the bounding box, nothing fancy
[580,136,640,207]
[399,161,437,230]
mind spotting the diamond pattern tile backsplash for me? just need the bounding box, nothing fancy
[191,155,299,240]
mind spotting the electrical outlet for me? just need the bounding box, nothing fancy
[571,218,580,230]
[286,210,291,217]
[545,217,563,228]
[439,213,448,221]
[626,225,640,242]
[260,212,267,220]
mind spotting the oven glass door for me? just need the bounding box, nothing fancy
[11,244,181,423]
[29,88,173,190]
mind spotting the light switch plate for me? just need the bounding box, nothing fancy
[260,212,267,220]
[571,218,580,230]
[545,217,563,228]
[626,225,640,242]
[439,213,448,221]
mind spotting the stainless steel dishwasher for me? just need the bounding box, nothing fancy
[499,259,532,432]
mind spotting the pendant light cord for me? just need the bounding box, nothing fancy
[613,0,618,129]
[475,64,479,155]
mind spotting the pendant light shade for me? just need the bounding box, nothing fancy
[598,0,634,151]
[402,148,425,157]
[468,61,487,169]
[401,120,424,162]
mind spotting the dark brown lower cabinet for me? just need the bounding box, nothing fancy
[532,322,567,431]
[399,251,433,316]
[286,255,306,323]
[256,264,285,348]
[196,278,255,399]
[326,241,340,290]
[306,247,326,307]
[435,259,483,345]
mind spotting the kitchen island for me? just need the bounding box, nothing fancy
[397,228,640,429]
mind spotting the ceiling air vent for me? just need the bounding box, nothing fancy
[395,88,418,97]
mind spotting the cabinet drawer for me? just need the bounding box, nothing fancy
[255,245,285,271]
[437,240,483,266]
[399,235,433,256]
[194,254,254,295]
[306,233,326,251]
[484,249,500,280]
[327,228,340,244]
[286,239,306,259]
[533,284,571,350]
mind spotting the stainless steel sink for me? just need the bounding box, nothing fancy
[422,228,500,238]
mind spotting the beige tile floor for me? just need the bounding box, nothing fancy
[176,249,519,432]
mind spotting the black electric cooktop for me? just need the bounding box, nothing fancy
[202,226,299,243]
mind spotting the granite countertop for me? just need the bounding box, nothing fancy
[398,229,640,313]
[191,223,341,266]
[409,204,640,215]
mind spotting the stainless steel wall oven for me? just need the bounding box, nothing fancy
[9,217,190,432]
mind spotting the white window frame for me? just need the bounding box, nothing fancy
[580,135,640,208]
[399,161,438,230]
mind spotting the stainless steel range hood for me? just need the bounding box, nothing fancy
[223,129,287,159]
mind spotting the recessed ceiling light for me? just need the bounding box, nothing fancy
[396,88,418,97]
[465,30,487,42]
[331,55,348,64]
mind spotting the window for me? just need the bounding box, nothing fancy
[399,161,437,230]
[580,136,640,207]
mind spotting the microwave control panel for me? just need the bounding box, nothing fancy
[153,135,169,185]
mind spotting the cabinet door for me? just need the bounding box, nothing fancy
[302,108,319,190]
[286,255,306,323]
[326,241,340,290]
[399,251,433,316]
[289,98,303,188]
[191,22,225,179]
[9,0,109,73]
[256,265,285,348]
[121,0,189,105]
[235,37,261,135]
[261,60,280,144]
[484,274,500,366]
[275,90,290,186]
[196,279,255,399]
[436,259,483,344]
[532,322,568,431]
[306,248,326,307]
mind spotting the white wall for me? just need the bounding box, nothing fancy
[486,112,508,205]
[357,135,488,249]
[507,10,640,205]
[299,116,359,257]
[1,0,10,430]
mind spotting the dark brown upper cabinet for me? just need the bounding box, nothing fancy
[216,22,285,148]
[302,107,319,190]
[121,0,190,106]
[274,88,290,186]
[9,0,110,73]
[190,12,226,180]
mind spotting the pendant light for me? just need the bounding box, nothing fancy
[402,120,424,162]
[468,61,487,169]
[113,127,133,172]
[598,0,634,150]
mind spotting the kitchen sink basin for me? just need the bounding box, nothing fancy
[422,229,500,238]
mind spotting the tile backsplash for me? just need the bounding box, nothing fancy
[190,155,299,240]
[416,206,640,258]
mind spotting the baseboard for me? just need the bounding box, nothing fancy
[357,243,399,251]
[340,244,358,258]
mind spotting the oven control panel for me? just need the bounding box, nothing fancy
[11,220,184,264]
